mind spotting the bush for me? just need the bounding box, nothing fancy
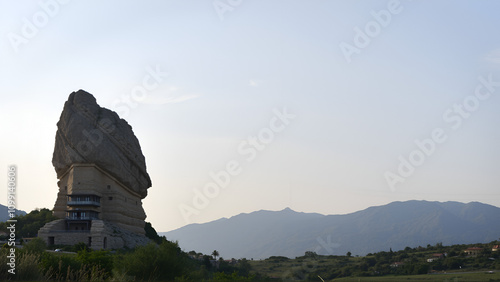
[0,208,57,238]
[17,252,43,281]
[213,271,254,281]
[72,242,90,253]
[144,222,166,244]
[116,240,189,281]
[76,249,113,278]
[40,252,108,281]
[23,237,46,254]
[40,252,82,280]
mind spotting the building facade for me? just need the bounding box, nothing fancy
[39,163,149,250]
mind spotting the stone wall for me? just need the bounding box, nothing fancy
[52,163,146,234]
[38,219,90,247]
[38,219,150,250]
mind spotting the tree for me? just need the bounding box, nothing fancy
[416,263,430,274]
[144,222,166,244]
[203,255,212,270]
[116,241,189,281]
[238,258,252,276]
[77,249,113,278]
[0,208,57,238]
[212,250,219,260]
[305,251,318,258]
[346,251,352,257]
[23,237,46,254]
[72,242,90,253]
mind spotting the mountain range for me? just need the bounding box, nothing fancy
[161,200,500,260]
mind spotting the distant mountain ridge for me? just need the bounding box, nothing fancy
[161,201,500,259]
[0,204,26,222]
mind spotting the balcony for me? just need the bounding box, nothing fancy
[67,194,101,207]
[65,215,99,220]
[66,210,99,221]
[45,230,90,233]
[67,200,100,207]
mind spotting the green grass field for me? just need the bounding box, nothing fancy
[332,271,500,281]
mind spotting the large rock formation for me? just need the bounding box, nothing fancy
[39,90,152,249]
[52,90,151,198]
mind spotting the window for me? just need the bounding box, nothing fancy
[88,237,92,247]
[107,185,111,189]
[108,197,113,200]
[48,237,55,246]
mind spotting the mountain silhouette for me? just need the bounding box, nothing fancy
[162,201,500,259]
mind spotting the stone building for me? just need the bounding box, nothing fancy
[38,90,152,250]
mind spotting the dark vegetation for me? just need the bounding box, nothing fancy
[0,209,264,281]
[0,208,57,239]
[250,242,500,281]
[1,209,499,281]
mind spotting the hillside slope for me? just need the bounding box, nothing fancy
[162,201,500,259]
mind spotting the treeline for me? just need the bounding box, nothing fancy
[0,209,264,281]
[0,236,264,281]
[3,209,500,281]
[0,208,57,239]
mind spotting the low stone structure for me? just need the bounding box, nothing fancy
[38,90,152,250]
[38,218,150,249]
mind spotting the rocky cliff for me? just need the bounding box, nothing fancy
[52,90,152,198]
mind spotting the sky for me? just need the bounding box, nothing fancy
[1,0,500,232]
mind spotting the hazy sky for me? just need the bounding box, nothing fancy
[1,0,500,232]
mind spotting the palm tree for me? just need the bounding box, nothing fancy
[212,250,219,260]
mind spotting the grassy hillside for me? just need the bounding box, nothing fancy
[249,241,500,281]
[3,207,500,281]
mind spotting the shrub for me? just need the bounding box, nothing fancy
[40,252,82,280]
[77,249,113,278]
[17,252,43,281]
[116,240,189,281]
[23,237,47,254]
